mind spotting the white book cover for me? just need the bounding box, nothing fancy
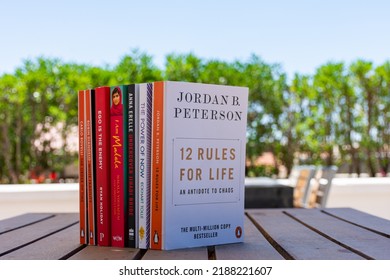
[153,81,248,250]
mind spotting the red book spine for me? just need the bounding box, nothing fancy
[78,89,87,244]
[95,86,111,246]
[110,86,125,247]
[86,89,96,245]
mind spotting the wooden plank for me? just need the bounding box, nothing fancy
[69,245,141,260]
[0,223,81,260]
[0,213,54,234]
[142,247,208,260]
[0,213,78,257]
[285,208,390,260]
[323,207,390,237]
[247,209,364,260]
[214,214,284,260]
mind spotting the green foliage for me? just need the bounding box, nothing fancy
[246,165,278,178]
[0,51,162,183]
[114,49,163,84]
[1,51,390,182]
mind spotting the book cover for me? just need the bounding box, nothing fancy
[94,86,111,246]
[138,83,152,249]
[152,81,248,250]
[110,85,128,247]
[127,84,138,248]
[85,88,96,245]
[78,89,88,245]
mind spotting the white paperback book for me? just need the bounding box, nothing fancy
[150,81,248,250]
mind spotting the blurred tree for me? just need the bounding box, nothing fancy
[280,73,314,175]
[336,67,362,176]
[373,62,390,175]
[114,49,163,84]
[5,58,90,181]
[350,60,380,177]
[0,74,20,183]
[164,53,203,82]
[242,55,285,176]
[311,62,345,166]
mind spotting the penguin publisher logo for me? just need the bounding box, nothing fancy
[235,226,242,238]
[153,231,159,244]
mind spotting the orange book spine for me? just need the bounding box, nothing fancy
[86,89,96,245]
[78,89,87,244]
[150,81,164,249]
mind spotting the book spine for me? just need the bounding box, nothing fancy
[150,81,164,250]
[110,85,127,247]
[122,85,129,247]
[127,84,136,248]
[145,83,152,249]
[94,86,111,246]
[134,84,140,248]
[78,89,88,245]
[85,89,96,245]
[138,83,151,249]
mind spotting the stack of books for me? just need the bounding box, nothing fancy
[78,81,248,250]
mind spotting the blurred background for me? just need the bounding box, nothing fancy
[1,0,389,219]
[1,52,390,183]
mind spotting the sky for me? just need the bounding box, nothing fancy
[1,0,390,79]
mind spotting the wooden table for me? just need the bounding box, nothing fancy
[1,208,389,260]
